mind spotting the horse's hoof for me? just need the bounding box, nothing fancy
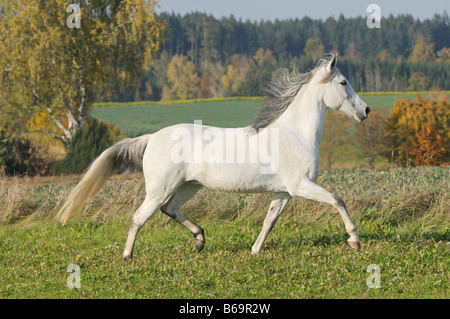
[251,249,261,256]
[348,241,361,251]
[123,253,133,260]
[195,238,205,252]
[194,230,205,252]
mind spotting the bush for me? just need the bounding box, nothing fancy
[0,132,55,176]
[54,116,124,174]
[383,95,450,166]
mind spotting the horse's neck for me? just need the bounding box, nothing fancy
[276,86,326,150]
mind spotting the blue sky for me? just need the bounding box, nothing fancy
[156,0,449,21]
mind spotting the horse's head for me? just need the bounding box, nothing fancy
[316,53,370,122]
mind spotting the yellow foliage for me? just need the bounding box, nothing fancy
[220,55,252,96]
[162,55,199,101]
[437,47,450,62]
[0,0,165,144]
[410,36,436,63]
[254,48,276,66]
[221,65,238,92]
[27,110,64,148]
[304,38,325,61]
[384,95,449,166]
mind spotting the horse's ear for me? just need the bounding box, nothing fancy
[326,53,337,73]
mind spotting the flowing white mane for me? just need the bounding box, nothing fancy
[251,52,338,130]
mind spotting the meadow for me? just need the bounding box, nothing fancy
[0,166,448,298]
[1,92,448,299]
[91,98,262,137]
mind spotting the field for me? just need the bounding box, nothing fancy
[0,166,448,298]
[1,92,448,300]
[91,98,263,137]
[91,92,450,137]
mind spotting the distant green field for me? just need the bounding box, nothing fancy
[91,99,261,137]
[91,92,450,137]
[359,91,449,111]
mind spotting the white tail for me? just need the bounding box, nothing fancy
[56,134,151,224]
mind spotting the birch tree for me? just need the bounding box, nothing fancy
[0,0,165,146]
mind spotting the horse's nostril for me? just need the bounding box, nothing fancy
[365,106,371,116]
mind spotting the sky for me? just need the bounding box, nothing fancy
[156,0,449,21]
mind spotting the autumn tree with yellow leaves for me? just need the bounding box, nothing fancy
[409,36,436,63]
[0,0,165,146]
[383,95,450,166]
[162,55,200,101]
[303,38,325,62]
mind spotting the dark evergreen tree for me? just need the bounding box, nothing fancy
[54,117,123,174]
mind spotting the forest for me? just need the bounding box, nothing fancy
[98,11,450,102]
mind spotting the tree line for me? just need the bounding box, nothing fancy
[98,11,450,102]
[160,12,450,63]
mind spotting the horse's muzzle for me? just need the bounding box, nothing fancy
[357,106,370,122]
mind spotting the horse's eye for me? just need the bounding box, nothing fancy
[340,80,347,85]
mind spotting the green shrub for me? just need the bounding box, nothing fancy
[54,116,124,174]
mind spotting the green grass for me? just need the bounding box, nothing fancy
[91,99,262,137]
[360,91,449,111]
[1,219,447,298]
[0,166,448,298]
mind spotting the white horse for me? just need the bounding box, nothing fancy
[57,53,370,259]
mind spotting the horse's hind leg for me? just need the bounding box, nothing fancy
[123,196,165,259]
[160,183,205,252]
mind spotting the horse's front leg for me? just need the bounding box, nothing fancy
[252,193,291,255]
[292,179,361,251]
